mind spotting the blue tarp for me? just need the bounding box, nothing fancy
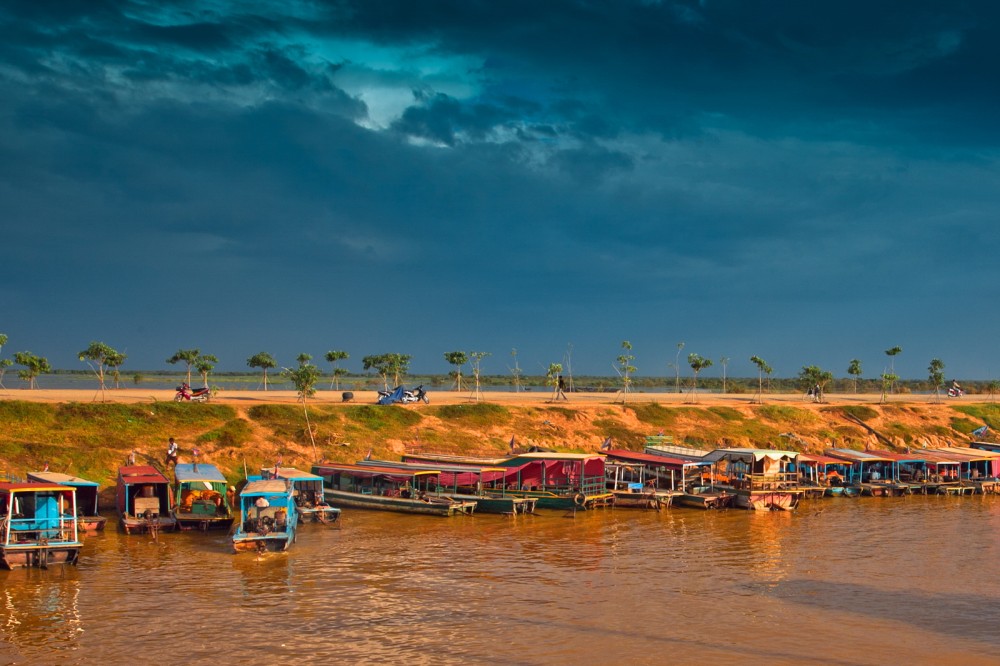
[377,386,405,405]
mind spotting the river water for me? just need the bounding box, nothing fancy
[2,496,1000,665]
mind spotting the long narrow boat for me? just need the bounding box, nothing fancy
[405,452,614,510]
[26,470,107,531]
[262,467,342,524]
[232,478,298,554]
[796,454,855,498]
[116,465,177,535]
[628,447,736,509]
[357,459,537,514]
[0,482,83,569]
[312,463,477,516]
[172,463,234,531]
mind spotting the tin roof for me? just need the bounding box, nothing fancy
[27,471,99,487]
[118,465,169,485]
[174,463,226,483]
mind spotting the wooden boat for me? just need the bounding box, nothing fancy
[262,467,342,524]
[404,451,616,510]
[232,478,297,554]
[604,460,678,509]
[357,460,536,515]
[172,463,234,531]
[823,449,912,497]
[704,449,805,510]
[0,482,83,569]
[116,465,177,535]
[26,470,107,531]
[604,449,708,509]
[674,485,736,510]
[312,463,477,516]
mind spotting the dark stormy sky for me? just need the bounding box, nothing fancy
[2,1,999,381]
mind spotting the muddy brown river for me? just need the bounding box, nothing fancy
[2,496,1000,665]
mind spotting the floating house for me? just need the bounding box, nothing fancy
[0,482,82,569]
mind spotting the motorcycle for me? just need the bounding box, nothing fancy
[376,385,430,405]
[175,383,211,402]
[948,386,965,398]
[404,385,430,404]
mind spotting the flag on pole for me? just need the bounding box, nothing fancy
[972,425,989,439]
[600,436,612,450]
[364,448,372,460]
[509,436,516,452]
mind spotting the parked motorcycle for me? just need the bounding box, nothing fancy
[175,383,211,402]
[376,385,429,405]
[404,385,429,404]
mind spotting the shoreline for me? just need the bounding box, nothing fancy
[0,387,976,407]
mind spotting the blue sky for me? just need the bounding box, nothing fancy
[2,1,998,381]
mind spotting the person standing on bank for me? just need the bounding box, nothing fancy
[165,437,179,469]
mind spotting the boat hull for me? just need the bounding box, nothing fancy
[81,515,107,532]
[120,515,177,535]
[611,490,676,510]
[324,489,476,515]
[438,493,536,514]
[232,532,293,554]
[173,513,234,531]
[0,543,82,569]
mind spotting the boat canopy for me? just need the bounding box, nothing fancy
[357,460,508,485]
[241,479,290,496]
[798,453,851,466]
[604,449,710,469]
[268,467,324,482]
[703,448,799,463]
[174,463,226,484]
[118,465,169,485]
[314,462,440,484]
[402,453,512,466]
[644,444,711,460]
[862,450,928,464]
[824,449,895,464]
[0,482,75,495]
[25,471,99,488]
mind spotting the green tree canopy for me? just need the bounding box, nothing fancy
[166,348,200,385]
[687,353,713,398]
[78,341,119,394]
[847,359,863,394]
[799,365,834,402]
[14,351,51,389]
[928,358,945,399]
[192,353,218,388]
[324,350,350,390]
[444,351,468,390]
[247,352,278,390]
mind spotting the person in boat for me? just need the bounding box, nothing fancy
[165,437,179,468]
[191,447,201,472]
[870,467,881,482]
[226,486,236,511]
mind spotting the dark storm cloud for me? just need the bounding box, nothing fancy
[1,0,999,379]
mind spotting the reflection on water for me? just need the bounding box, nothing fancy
[3,498,1000,665]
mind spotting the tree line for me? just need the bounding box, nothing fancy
[2,334,997,403]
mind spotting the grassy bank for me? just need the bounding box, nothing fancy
[2,399,998,500]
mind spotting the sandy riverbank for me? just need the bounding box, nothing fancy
[0,387,970,407]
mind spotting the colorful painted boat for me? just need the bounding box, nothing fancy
[604,449,713,509]
[233,478,297,554]
[312,463,477,516]
[0,482,83,569]
[703,449,804,510]
[357,459,537,514]
[405,452,613,510]
[171,463,234,531]
[116,465,177,535]
[26,470,107,531]
[262,467,342,524]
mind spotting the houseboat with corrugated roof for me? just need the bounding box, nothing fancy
[0,481,83,569]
